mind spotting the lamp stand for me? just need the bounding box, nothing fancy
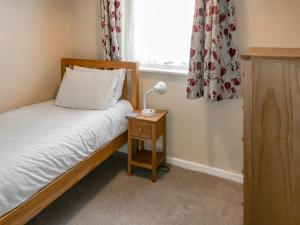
[141,109,156,117]
[142,88,156,117]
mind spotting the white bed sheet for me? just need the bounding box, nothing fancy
[0,100,133,217]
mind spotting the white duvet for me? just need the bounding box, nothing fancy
[0,100,133,217]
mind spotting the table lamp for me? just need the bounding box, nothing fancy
[141,81,167,117]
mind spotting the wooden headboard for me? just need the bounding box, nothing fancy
[61,58,139,110]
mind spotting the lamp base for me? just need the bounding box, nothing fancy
[141,109,156,117]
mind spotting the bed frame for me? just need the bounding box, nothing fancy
[0,59,139,225]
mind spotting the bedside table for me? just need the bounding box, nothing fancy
[126,110,168,182]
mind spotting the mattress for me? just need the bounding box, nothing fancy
[0,100,133,217]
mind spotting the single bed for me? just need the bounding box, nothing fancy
[0,59,139,225]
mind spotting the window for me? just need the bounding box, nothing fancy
[123,0,195,72]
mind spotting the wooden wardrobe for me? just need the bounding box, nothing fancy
[241,48,300,225]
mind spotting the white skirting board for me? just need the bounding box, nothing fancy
[119,147,243,183]
[166,157,243,184]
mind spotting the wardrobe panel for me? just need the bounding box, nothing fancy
[251,60,300,225]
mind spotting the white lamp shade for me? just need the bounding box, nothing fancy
[153,81,167,94]
[141,81,167,117]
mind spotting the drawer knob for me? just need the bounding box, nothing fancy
[138,128,143,132]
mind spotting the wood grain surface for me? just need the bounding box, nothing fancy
[241,48,300,61]
[244,56,300,225]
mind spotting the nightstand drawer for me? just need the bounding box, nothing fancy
[130,121,152,139]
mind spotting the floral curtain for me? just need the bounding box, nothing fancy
[187,0,241,101]
[100,0,122,60]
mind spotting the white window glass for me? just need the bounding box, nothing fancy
[124,0,195,71]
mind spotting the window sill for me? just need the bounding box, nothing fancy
[139,67,188,76]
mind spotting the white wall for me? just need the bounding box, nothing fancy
[70,0,102,59]
[0,0,71,113]
[141,74,243,173]
[236,0,300,52]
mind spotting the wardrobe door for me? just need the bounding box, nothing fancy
[251,60,300,225]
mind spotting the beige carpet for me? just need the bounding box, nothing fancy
[27,153,243,225]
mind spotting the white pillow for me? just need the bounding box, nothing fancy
[55,68,115,110]
[73,66,126,107]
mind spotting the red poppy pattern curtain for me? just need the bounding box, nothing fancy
[187,0,241,101]
[100,0,122,60]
